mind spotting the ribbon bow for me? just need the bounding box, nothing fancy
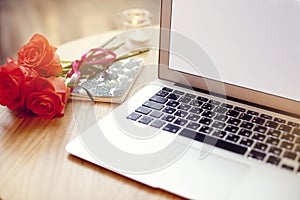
[67,48,117,81]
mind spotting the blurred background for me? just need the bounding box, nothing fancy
[0,0,161,65]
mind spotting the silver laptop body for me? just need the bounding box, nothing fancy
[66,0,300,199]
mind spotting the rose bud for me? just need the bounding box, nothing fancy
[17,33,62,77]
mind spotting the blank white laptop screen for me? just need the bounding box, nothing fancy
[169,0,300,101]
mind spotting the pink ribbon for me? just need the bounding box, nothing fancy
[67,48,117,81]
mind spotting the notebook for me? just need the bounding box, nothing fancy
[66,0,300,199]
[71,58,143,103]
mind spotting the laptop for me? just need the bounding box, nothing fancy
[66,0,300,199]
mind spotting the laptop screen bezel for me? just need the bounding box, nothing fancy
[158,0,300,117]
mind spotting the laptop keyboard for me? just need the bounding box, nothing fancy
[127,87,300,174]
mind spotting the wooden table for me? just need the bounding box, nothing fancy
[0,30,183,200]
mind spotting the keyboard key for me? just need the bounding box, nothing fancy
[162,87,173,92]
[292,128,300,136]
[238,129,253,137]
[239,113,252,121]
[156,90,169,97]
[199,126,214,134]
[127,112,142,121]
[174,110,188,118]
[296,137,300,144]
[226,134,240,143]
[227,117,241,126]
[201,103,215,110]
[254,142,268,151]
[281,133,295,142]
[288,121,300,128]
[173,90,185,95]
[179,128,197,140]
[268,146,282,156]
[209,99,221,106]
[265,121,279,129]
[253,125,267,133]
[247,110,259,116]
[239,138,254,147]
[143,101,164,110]
[185,93,196,99]
[199,117,212,125]
[266,155,281,166]
[179,129,247,155]
[234,106,246,112]
[201,110,216,118]
[265,137,280,146]
[178,103,191,111]
[150,95,168,104]
[167,93,180,100]
[136,106,151,115]
[214,114,228,122]
[280,141,294,150]
[186,113,201,121]
[214,106,227,114]
[174,118,188,126]
[190,107,203,114]
[260,114,272,120]
[226,110,240,117]
[178,96,192,104]
[151,120,166,128]
[163,123,181,133]
[294,145,300,153]
[248,150,266,161]
[162,107,176,114]
[274,117,286,124]
[225,125,239,134]
[220,103,233,109]
[166,100,180,107]
[212,121,226,129]
[252,133,266,142]
[150,110,163,118]
[283,151,297,160]
[240,121,254,130]
[278,124,292,133]
[138,116,153,125]
[212,129,227,138]
[197,96,209,102]
[161,114,175,122]
[267,129,281,138]
[252,117,265,125]
[281,164,294,171]
[186,122,201,130]
[190,99,203,107]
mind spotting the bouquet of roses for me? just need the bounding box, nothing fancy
[0,34,69,119]
[0,33,148,119]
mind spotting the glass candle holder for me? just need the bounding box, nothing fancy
[119,8,152,30]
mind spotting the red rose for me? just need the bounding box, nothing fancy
[17,33,62,77]
[0,59,27,110]
[25,77,70,119]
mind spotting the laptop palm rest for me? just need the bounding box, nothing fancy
[67,124,249,200]
[149,142,250,199]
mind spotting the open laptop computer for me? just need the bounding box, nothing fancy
[66,0,300,199]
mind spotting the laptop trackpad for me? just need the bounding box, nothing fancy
[154,145,250,200]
